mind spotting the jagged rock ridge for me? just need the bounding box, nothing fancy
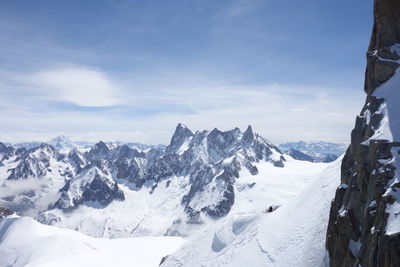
[326,1,400,266]
[0,124,285,221]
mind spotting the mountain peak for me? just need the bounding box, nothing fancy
[167,123,195,153]
[0,142,6,150]
[242,125,254,145]
[50,135,70,141]
[49,135,74,151]
[95,141,109,150]
[39,143,55,151]
[176,122,189,130]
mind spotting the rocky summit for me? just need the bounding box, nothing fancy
[326,1,400,266]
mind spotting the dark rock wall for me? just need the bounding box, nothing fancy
[326,1,400,266]
[0,206,13,220]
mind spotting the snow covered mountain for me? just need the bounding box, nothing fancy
[12,141,42,150]
[279,141,347,163]
[48,135,76,152]
[0,124,292,237]
[11,136,165,153]
[0,123,342,266]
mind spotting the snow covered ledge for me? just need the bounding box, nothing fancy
[0,216,184,267]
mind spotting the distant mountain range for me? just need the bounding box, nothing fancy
[9,136,166,153]
[278,141,348,163]
[8,137,347,164]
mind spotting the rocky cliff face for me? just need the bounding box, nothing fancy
[326,1,400,266]
[0,206,13,221]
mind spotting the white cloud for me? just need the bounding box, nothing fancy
[0,78,365,145]
[0,65,365,145]
[29,67,120,107]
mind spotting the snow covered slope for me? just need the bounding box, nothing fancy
[38,156,326,238]
[0,216,184,267]
[161,157,341,267]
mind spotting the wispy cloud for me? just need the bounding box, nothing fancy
[0,0,371,145]
[26,67,120,107]
[0,67,364,144]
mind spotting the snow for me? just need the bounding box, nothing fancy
[0,128,346,266]
[370,69,400,235]
[362,102,392,144]
[0,154,68,217]
[176,137,192,155]
[161,157,341,267]
[384,144,400,235]
[338,183,348,189]
[40,174,191,237]
[372,69,400,142]
[0,216,184,267]
[269,149,282,162]
[231,156,327,214]
[49,135,75,153]
[390,43,400,55]
[377,44,400,63]
[364,108,371,125]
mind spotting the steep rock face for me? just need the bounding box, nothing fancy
[365,0,400,95]
[0,143,15,168]
[53,167,125,211]
[166,123,194,154]
[7,144,59,180]
[0,206,13,220]
[284,148,316,162]
[176,125,285,218]
[326,1,400,266]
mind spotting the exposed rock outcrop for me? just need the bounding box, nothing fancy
[0,206,13,220]
[53,167,125,211]
[326,1,400,266]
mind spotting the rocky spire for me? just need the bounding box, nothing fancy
[326,1,400,266]
[241,125,254,145]
[167,123,194,153]
[365,0,400,94]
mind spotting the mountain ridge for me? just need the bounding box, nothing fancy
[0,123,293,236]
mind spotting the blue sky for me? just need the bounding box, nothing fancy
[0,0,373,144]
